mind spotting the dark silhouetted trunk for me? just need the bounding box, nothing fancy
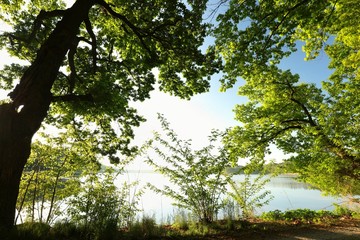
[0,0,95,231]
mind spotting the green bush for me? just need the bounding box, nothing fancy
[227,172,273,219]
[67,169,141,240]
[283,209,317,222]
[222,198,240,220]
[260,209,283,221]
[128,215,161,239]
[51,221,80,239]
[260,209,338,223]
[352,212,360,219]
[14,222,51,240]
[333,204,353,217]
[146,115,231,223]
[172,209,190,230]
[187,222,212,236]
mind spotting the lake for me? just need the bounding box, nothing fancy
[117,172,342,223]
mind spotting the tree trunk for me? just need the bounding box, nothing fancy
[0,104,32,230]
[0,0,95,231]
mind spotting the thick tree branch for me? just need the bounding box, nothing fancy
[281,118,313,125]
[289,97,317,127]
[273,76,358,168]
[286,88,358,166]
[287,97,358,169]
[254,125,302,149]
[84,16,97,72]
[269,125,302,139]
[30,10,66,40]
[77,36,92,45]
[282,82,357,163]
[282,78,318,127]
[107,39,114,63]
[67,38,80,94]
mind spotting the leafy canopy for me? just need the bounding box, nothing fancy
[212,0,360,196]
[0,0,220,162]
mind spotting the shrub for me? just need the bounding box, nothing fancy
[222,198,240,221]
[67,168,141,240]
[51,221,80,239]
[128,215,161,239]
[227,172,273,219]
[333,204,353,217]
[260,209,339,224]
[260,209,283,221]
[172,209,191,230]
[146,115,231,223]
[14,222,51,240]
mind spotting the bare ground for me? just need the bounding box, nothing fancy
[188,219,360,240]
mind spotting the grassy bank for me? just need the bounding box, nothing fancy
[2,207,359,240]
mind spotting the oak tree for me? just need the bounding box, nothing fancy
[0,0,219,230]
[212,0,360,196]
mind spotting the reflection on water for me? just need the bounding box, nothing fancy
[117,172,342,223]
[231,174,312,190]
[268,175,311,190]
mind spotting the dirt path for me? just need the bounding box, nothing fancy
[270,223,360,240]
[203,219,360,240]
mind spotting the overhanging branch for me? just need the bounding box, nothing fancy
[281,118,312,125]
[290,97,317,127]
[254,125,302,149]
[30,10,66,39]
[8,9,66,44]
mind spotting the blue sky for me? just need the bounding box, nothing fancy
[280,42,333,87]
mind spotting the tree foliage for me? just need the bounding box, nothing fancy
[0,0,219,162]
[146,114,231,223]
[16,126,141,238]
[212,0,360,196]
[16,136,84,225]
[15,123,107,225]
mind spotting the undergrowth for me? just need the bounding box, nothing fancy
[4,205,359,240]
[260,205,359,224]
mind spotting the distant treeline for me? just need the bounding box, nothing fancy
[226,162,288,175]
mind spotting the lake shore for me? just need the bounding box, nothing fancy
[6,209,360,239]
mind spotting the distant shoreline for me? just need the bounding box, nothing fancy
[122,169,299,177]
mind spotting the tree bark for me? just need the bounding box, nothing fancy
[0,0,96,231]
[0,104,32,231]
